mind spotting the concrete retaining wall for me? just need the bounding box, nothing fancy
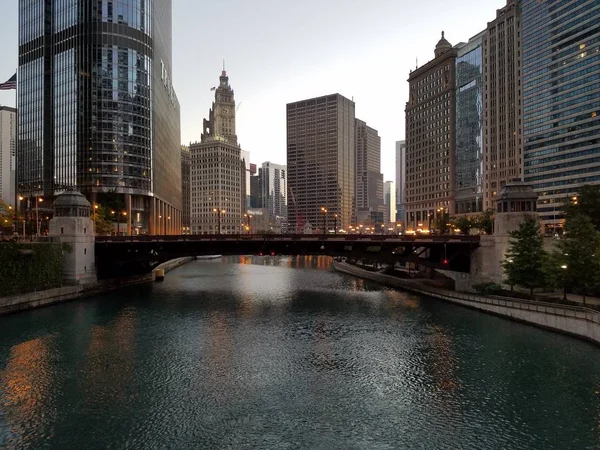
[333,261,600,346]
[0,257,194,316]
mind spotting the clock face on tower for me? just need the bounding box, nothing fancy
[222,108,229,116]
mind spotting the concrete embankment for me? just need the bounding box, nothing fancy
[333,261,600,346]
[0,257,194,316]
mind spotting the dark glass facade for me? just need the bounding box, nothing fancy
[455,34,484,214]
[522,0,600,230]
[18,0,181,234]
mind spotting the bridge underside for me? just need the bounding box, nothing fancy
[95,235,479,279]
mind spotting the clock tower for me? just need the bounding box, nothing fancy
[201,69,237,145]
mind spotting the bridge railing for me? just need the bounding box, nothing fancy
[95,233,481,244]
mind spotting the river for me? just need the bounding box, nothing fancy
[1,256,599,449]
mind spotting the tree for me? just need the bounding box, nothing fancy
[502,215,548,299]
[434,211,451,235]
[474,209,494,235]
[453,216,473,235]
[564,184,600,231]
[0,199,15,236]
[555,213,600,305]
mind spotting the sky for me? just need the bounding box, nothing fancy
[0,0,506,182]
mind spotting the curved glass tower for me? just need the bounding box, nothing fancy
[18,0,181,235]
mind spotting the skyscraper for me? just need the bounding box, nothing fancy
[521,0,600,233]
[482,0,522,211]
[395,140,406,224]
[355,118,384,225]
[181,145,190,234]
[405,32,457,231]
[190,70,244,234]
[287,94,355,232]
[383,181,396,225]
[261,162,287,223]
[17,0,182,235]
[455,32,484,215]
[0,106,16,207]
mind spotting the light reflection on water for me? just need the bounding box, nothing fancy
[0,255,599,449]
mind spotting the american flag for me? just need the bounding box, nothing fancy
[0,73,16,90]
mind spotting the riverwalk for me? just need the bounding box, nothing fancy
[333,260,600,346]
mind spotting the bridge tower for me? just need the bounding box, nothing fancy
[48,189,97,285]
[470,180,538,288]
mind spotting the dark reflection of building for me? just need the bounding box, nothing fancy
[17,0,182,235]
[454,32,484,215]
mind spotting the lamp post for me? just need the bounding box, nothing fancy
[244,213,252,234]
[561,264,567,301]
[334,214,338,235]
[320,207,327,234]
[18,196,24,237]
[36,197,43,238]
[213,208,225,235]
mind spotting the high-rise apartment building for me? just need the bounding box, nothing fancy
[241,150,252,208]
[17,0,182,235]
[261,162,287,221]
[355,118,384,225]
[250,172,263,208]
[190,70,244,234]
[522,0,600,232]
[482,0,522,211]
[287,94,355,232]
[0,106,16,207]
[395,140,406,223]
[383,181,396,224]
[405,32,457,230]
[455,32,484,215]
[181,145,190,234]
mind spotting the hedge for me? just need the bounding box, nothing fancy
[0,242,64,296]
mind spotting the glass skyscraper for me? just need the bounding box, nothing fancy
[18,0,181,235]
[522,0,600,232]
[455,32,484,215]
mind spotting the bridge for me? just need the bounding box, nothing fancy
[94,234,481,278]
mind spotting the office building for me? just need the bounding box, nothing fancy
[250,172,263,208]
[287,94,355,232]
[0,106,16,207]
[355,118,384,225]
[522,0,600,232]
[181,145,190,234]
[261,162,287,223]
[482,0,522,211]
[455,32,484,215]
[17,0,182,234]
[405,32,457,231]
[395,140,406,224]
[383,181,396,225]
[190,69,244,234]
[241,150,251,208]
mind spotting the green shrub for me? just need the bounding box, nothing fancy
[0,242,63,296]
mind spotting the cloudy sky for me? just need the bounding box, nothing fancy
[0,0,505,181]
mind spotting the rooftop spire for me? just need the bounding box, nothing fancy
[222,59,226,77]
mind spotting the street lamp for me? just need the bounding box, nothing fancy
[213,208,225,235]
[320,207,328,234]
[36,197,43,237]
[561,264,568,300]
[244,213,252,234]
[334,214,338,235]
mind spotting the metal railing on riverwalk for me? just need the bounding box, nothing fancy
[333,261,600,326]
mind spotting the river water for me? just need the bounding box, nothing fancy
[0,256,599,449]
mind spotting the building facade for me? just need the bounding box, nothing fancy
[383,181,396,225]
[0,106,16,207]
[190,70,244,234]
[522,0,600,232]
[482,0,522,212]
[261,161,287,224]
[287,94,355,232]
[250,172,263,208]
[455,32,484,215]
[405,32,457,231]
[241,150,251,208]
[355,118,384,225]
[181,145,190,234]
[17,0,181,235]
[395,140,406,224]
